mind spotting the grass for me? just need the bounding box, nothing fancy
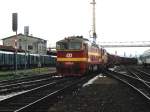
[0,67,55,81]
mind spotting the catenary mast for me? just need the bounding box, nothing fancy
[90,0,97,43]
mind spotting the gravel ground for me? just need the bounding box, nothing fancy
[48,74,150,112]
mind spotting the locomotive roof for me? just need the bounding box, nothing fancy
[57,36,89,43]
[57,36,102,49]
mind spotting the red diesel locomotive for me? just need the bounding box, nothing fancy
[56,36,137,76]
[56,36,108,76]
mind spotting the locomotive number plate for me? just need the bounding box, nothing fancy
[66,53,72,58]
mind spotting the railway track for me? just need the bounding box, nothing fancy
[0,74,95,112]
[126,67,150,84]
[138,66,150,74]
[0,72,58,94]
[0,72,56,86]
[104,68,150,102]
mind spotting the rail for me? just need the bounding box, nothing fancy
[104,69,150,101]
[0,74,96,111]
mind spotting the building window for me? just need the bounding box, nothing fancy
[28,45,33,50]
[19,46,22,49]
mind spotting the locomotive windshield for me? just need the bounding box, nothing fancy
[69,42,81,50]
[56,42,68,50]
[56,42,81,50]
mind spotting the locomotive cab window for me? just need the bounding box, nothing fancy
[83,43,87,50]
[56,42,68,50]
[69,42,81,50]
[56,41,81,50]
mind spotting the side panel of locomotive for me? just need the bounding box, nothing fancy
[87,44,107,71]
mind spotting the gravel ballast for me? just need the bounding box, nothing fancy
[48,75,150,112]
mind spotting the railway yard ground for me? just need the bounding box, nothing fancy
[48,68,150,112]
[0,65,150,112]
[0,67,56,80]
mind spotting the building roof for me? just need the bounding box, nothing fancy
[2,33,47,42]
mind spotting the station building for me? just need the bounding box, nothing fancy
[2,33,47,55]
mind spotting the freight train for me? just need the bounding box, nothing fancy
[0,45,56,70]
[56,36,137,76]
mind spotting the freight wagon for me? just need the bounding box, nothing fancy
[0,50,56,70]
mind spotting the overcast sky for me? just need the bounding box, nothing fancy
[0,0,150,56]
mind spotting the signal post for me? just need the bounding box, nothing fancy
[12,13,18,76]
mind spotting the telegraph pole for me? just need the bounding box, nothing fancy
[90,0,97,43]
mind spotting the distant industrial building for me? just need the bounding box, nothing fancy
[2,33,47,55]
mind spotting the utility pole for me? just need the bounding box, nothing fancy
[90,0,97,43]
[24,26,29,70]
